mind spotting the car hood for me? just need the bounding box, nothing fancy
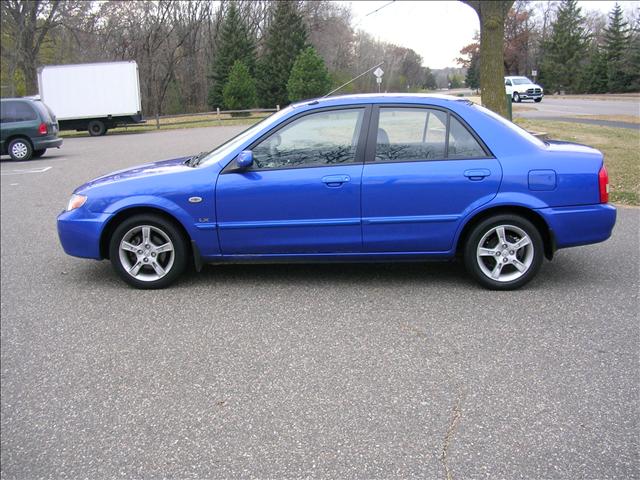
[76,156,191,192]
[511,82,542,89]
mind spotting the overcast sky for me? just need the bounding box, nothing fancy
[341,1,639,69]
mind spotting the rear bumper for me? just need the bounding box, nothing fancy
[57,207,112,259]
[33,136,63,150]
[537,204,616,249]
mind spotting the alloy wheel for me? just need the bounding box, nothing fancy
[476,224,534,282]
[118,225,175,282]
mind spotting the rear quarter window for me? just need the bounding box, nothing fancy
[32,101,54,122]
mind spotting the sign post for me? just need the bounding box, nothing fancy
[373,67,384,93]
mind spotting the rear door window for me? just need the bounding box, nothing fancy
[1,101,38,123]
[375,108,448,162]
[373,106,489,162]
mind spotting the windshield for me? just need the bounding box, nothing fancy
[473,104,546,148]
[198,107,293,167]
[511,77,533,85]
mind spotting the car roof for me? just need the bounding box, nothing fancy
[291,93,472,109]
[0,97,38,102]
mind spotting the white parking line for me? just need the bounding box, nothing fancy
[0,166,52,176]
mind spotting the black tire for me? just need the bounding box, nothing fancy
[8,138,33,161]
[512,92,521,103]
[534,98,542,103]
[108,214,189,289]
[464,214,544,290]
[88,120,106,136]
[32,149,46,158]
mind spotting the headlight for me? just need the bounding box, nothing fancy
[66,194,87,211]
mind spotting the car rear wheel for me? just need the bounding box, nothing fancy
[8,138,33,161]
[512,92,521,103]
[88,120,106,136]
[109,214,188,289]
[464,214,543,290]
[32,149,46,158]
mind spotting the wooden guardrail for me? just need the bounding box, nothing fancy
[145,107,279,129]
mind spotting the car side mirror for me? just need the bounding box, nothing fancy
[236,150,253,169]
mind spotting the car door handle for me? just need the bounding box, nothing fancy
[322,175,351,187]
[464,169,491,181]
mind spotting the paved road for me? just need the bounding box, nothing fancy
[514,96,640,119]
[1,128,638,479]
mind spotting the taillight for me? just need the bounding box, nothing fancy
[598,165,609,203]
[38,122,48,135]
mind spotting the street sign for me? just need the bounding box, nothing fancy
[531,69,538,77]
[373,67,384,78]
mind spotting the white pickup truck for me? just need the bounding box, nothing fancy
[504,76,544,103]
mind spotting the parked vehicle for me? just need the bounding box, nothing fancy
[38,61,144,136]
[57,94,615,290]
[505,76,544,103]
[0,98,62,161]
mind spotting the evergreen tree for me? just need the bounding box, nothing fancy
[256,1,308,107]
[578,45,608,93]
[423,67,438,90]
[208,3,256,109]
[465,56,480,91]
[223,60,257,112]
[623,14,640,91]
[603,3,631,92]
[539,0,589,93]
[287,47,332,102]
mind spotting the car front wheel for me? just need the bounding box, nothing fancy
[512,92,521,103]
[109,214,188,289]
[8,138,33,161]
[464,214,543,290]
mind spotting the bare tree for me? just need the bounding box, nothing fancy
[1,0,87,94]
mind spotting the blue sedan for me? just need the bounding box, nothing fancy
[57,94,616,289]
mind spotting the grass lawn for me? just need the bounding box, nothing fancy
[516,118,639,205]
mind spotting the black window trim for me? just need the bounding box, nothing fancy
[364,104,494,165]
[221,104,373,174]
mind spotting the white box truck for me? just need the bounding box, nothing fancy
[38,61,144,136]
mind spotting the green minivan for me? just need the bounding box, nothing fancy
[0,98,63,161]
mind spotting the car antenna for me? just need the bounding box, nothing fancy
[322,62,384,98]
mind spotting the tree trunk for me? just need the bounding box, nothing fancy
[462,1,514,118]
[20,53,39,96]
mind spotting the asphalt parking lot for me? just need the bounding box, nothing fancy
[1,127,638,479]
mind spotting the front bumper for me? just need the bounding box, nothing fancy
[537,204,616,249]
[519,93,543,100]
[57,207,113,259]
